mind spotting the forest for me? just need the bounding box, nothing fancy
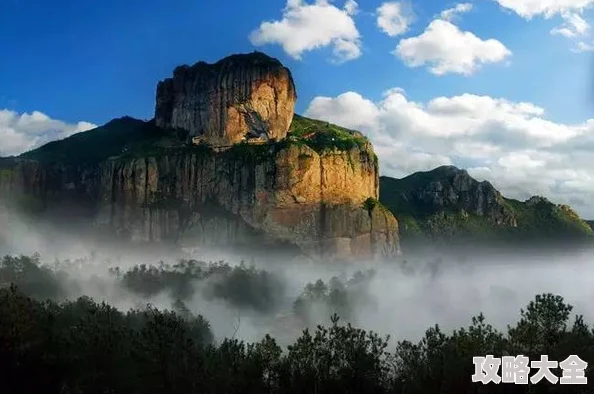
[1,253,593,394]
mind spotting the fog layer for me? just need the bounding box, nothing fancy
[2,201,593,345]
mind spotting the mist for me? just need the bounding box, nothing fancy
[2,200,594,347]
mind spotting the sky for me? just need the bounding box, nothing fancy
[1,0,594,217]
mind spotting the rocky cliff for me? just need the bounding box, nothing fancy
[380,165,593,250]
[155,52,296,147]
[94,141,396,260]
[0,51,399,262]
[0,127,398,260]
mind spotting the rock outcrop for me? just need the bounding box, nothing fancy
[155,52,297,147]
[0,136,399,261]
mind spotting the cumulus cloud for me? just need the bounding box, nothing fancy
[395,19,512,75]
[440,3,473,21]
[249,0,362,63]
[494,0,594,19]
[495,0,594,50]
[0,109,96,157]
[304,89,594,218]
[376,2,414,37]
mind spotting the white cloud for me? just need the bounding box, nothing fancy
[344,0,358,15]
[551,12,589,37]
[376,2,414,37]
[249,0,362,63]
[304,89,594,218]
[0,109,96,157]
[495,0,594,51]
[395,19,512,75]
[494,0,594,19]
[440,3,473,21]
[305,91,380,130]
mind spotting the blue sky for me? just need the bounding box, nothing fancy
[1,0,592,123]
[2,0,594,216]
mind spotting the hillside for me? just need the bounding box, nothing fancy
[17,113,372,166]
[18,117,180,165]
[379,165,593,250]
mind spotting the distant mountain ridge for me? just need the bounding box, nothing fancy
[379,165,593,251]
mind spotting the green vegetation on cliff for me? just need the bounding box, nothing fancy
[362,197,390,217]
[288,114,372,154]
[379,166,593,247]
[224,141,273,163]
[505,197,593,237]
[15,114,375,167]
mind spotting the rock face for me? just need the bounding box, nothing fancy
[155,52,297,147]
[93,143,398,260]
[0,141,399,261]
[0,159,47,197]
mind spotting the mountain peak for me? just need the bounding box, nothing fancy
[433,164,465,174]
[155,52,297,147]
[173,51,288,75]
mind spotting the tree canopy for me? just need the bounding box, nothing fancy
[0,254,592,393]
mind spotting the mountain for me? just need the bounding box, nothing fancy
[379,165,593,251]
[587,221,594,231]
[2,52,589,260]
[0,52,399,262]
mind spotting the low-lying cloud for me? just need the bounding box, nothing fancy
[2,201,594,347]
